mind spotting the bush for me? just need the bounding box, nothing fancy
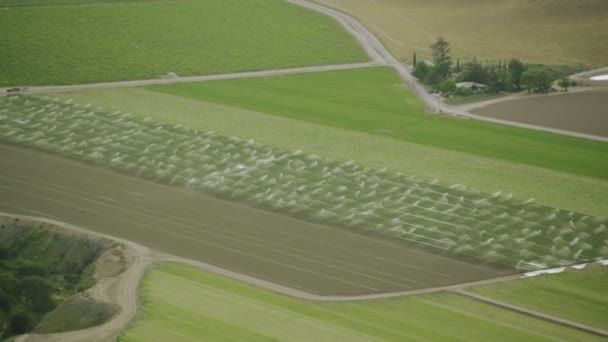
[412,62,430,80]
[438,79,457,93]
[10,312,34,334]
[455,87,474,96]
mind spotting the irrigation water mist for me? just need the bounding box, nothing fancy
[1,95,607,271]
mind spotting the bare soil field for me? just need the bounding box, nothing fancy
[0,144,508,295]
[470,88,608,138]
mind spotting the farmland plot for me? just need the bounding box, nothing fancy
[1,95,607,273]
[0,0,367,86]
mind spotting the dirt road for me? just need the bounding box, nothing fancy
[454,289,608,338]
[287,0,440,112]
[290,0,608,142]
[0,62,380,96]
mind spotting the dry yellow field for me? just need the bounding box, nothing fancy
[313,0,608,67]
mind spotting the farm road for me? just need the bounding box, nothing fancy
[0,61,381,95]
[453,290,608,338]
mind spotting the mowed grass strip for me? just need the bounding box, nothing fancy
[146,67,608,180]
[59,86,608,217]
[119,262,603,342]
[471,265,608,330]
[0,0,367,86]
[313,0,608,67]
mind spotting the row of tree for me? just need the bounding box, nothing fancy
[412,38,571,95]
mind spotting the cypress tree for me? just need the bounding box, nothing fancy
[456,58,460,72]
[413,51,417,66]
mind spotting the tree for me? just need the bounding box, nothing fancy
[461,61,487,84]
[521,70,552,93]
[455,58,460,72]
[438,79,457,93]
[412,51,417,66]
[10,312,33,334]
[424,68,441,86]
[558,78,570,91]
[412,61,430,80]
[508,58,526,90]
[434,61,451,79]
[430,37,451,65]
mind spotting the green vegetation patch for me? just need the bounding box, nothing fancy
[0,217,110,338]
[471,265,608,330]
[59,87,608,217]
[119,262,602,341]
[147,67,608,180]
[35,294,119,333]
[0,0,367,86]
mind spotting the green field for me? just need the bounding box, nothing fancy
[145,68,608,180]
[58,81,608,218]
[0,0,367,86]
[118,262,603,341]
[313,0,608,67]
[2,95,607,272]
[472,265,608,330]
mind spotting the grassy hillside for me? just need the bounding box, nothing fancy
[0,0,367,86]
[119,262,602,341]
[59,85,608,217]
[471,265,608,330]
[313,0,608,67]
[0,217,110,338]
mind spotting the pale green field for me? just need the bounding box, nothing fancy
[118,262,602,341]
[472,265,608,330]
[313,0,608,67]
[59,87,608,217]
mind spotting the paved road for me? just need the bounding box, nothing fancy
[0,61,381,95]
[454,289,608,338]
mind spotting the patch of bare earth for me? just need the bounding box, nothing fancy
[471,87,608,138]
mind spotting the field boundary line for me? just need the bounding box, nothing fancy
[452,289,608,338]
